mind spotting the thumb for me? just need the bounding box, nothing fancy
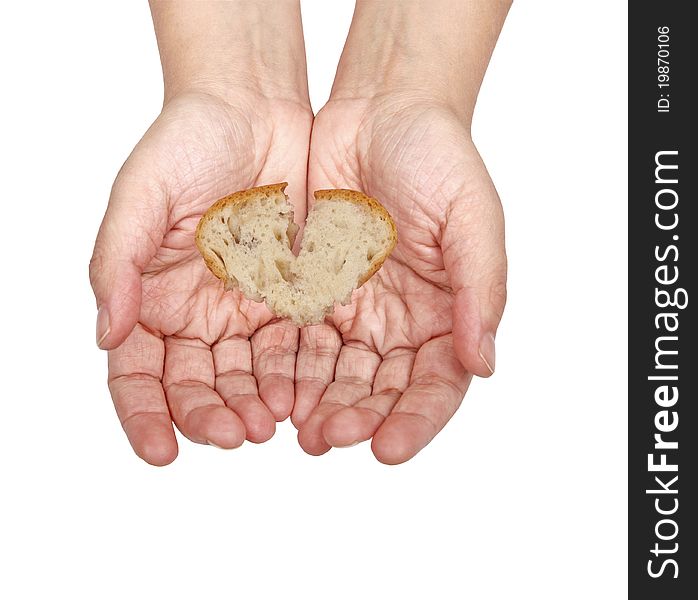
[90,159,166,350]
[443,186,507,378]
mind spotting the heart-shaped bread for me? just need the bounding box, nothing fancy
[195,183,397,325]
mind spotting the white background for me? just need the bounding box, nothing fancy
[0,1,627,598]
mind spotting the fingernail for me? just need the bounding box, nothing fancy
[207,440,233,450]
[335,440,360,448]
[478,332,496,375]
[96,306,111,348]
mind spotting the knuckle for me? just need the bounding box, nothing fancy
[88,249,104,289]
[490,278,508,320]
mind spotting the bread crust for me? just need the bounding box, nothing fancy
[313,188,398,286]
[196,184,398,319]
[195,182,290,281]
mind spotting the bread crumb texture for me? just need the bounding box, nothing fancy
[195,183,397,325]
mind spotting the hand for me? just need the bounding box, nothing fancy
[90,87,312,465]
[291,0,510,464]
[293,95,506,464]
[90,1,314,465]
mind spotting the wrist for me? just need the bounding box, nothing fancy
[150,0,310,107]
[330,0,511,124]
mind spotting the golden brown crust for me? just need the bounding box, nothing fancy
[313,188,398,286]
[200,249,229,281]
[196,184,397,305]
[195,182,289,282]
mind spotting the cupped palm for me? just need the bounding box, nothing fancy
[91,91,312,464]
[294,96,506,464]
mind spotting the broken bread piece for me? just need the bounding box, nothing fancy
[195,182,397,325]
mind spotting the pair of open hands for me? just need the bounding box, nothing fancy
[90,88,506,466]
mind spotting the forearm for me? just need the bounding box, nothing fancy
[150,0,309,104]
[331,0,511,123]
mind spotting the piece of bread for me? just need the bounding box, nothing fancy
[195,183,397,325]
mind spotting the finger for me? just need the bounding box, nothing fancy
[251,320,299,422]
[213,336,276,443]
[372,335,472,465]
[291,324,342,428]
[90,150,168,350]
[297,345,381,456]
[163,337,246,449]
[442,159,507,377]
[321,350,415,448]
[108,324,177,466]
